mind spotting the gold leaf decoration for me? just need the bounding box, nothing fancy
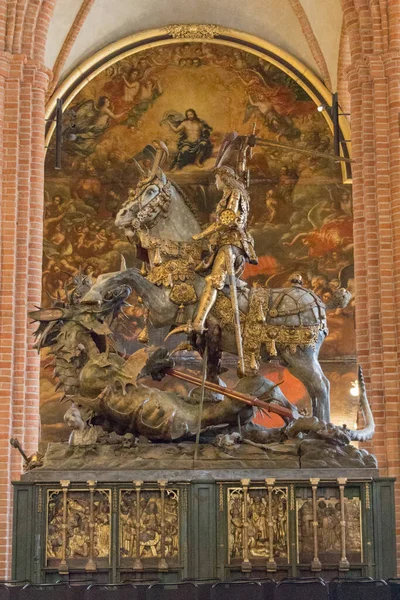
[165,24,225,39]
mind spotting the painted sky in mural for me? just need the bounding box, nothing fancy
[42,41,355,442]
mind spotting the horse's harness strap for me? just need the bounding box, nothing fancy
[267,286,324,319]
[127,179,172,231]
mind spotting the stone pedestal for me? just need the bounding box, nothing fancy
[12,452,396,582]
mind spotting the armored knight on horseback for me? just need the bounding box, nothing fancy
[168,165,258,341]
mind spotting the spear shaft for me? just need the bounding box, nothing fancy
[166,368,293,420]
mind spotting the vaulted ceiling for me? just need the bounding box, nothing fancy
[45,0,344,94]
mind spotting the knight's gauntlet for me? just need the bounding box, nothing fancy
[192,221,221,241]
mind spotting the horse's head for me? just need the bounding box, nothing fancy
[115,141,171,240]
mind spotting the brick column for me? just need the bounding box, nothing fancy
[0,50,50,576]
[342,0,400,567]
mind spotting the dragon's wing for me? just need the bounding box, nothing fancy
[118,346,158,386]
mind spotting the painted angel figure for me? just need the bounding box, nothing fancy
[122,66,163,129]
[63,96,125,155]
[245,92,300,141]
[161,108,213,170]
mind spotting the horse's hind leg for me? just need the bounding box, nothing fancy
[278,336,330,422]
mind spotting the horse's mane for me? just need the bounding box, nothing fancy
[169,179,201,223]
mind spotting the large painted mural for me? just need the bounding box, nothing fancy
[42,40,356,443]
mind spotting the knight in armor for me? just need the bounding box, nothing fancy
[168,165,258,337]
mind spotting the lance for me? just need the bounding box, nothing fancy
[166,367,293,420]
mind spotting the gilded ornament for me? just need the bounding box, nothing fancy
[297,493,362,565]
[211,293,246,332]
[139,231,202,263]
[147,258,196,287]
[165,24,224,39]
[119,486,179,562]
[228,486,288,563]
[169,282,197,306]
[290,485,295,511]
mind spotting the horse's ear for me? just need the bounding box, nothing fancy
[158,140,169,164]
[157,168,167,183]
[131,158,145,176]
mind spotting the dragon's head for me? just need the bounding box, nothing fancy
[29,271,132,351]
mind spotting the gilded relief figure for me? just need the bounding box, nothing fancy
[298,499,313,553]
[248,492,269,557]
[229,487,288,561]
[272,489,288,556]
[140,496,161,558]
[229,491,244,559]
[119,489,179,561]
[317,500,341,553]
[345,498,362,552]
[47,494,64,559]
[120,493,136,557]
[94,493,110,558]
[298,495,361,562]
[164,491,179,558]
[66,494,90,558]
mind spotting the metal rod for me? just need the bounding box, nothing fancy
[167,368,293,419]
[332,92,340,157]
[55,98,63,170]
[225,247,245,377]
[255,133,353,164]
[194,342,208,461]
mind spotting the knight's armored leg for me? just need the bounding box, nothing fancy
[191,277,218,333]
[165,248,227,339]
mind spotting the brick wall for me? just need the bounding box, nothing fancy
[0,0,55,577]
[341,0,400,569]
